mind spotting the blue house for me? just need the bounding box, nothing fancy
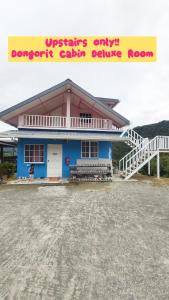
[0,79,129,179]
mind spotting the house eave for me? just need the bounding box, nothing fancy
[95,97,120,108]
[0,130,129,142]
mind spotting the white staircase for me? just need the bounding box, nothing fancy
[119,129,169,180]
[120,128,146,147]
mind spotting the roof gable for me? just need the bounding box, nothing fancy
[0,79,129,127]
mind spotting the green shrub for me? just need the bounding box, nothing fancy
[140,153,169,177]
[0,162,16,178]
[112,159,118,168]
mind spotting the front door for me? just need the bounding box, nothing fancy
[47,144,62,177]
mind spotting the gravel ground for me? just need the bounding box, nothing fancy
[0,182,169,300]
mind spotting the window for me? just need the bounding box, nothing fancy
[24,144,44,163]
[80,113,92,123]
[81,141,98,158]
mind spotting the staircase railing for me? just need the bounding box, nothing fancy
[124,136,157,178]
[121,128,144,147]
[119,144,143,173]
[119,137,149,172]
[121,136,169,180]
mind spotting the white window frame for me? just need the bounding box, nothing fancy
[24,144,45,163]
[81,141,98,158]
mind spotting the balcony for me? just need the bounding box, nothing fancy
[18,115,122,131]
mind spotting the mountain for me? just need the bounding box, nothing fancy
[134,120,169,138]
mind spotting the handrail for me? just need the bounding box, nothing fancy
[126,136,169,164]
[119,144,140,171]
[119,129,146,171]
[119,134,169,179]
[119,138,148,171]
[120,128,143,142]
[125,136,157,173]
[18,114,123,131]
[123,136,169,178]
[70,116,113,130]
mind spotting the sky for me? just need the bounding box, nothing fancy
[0,0,169,131]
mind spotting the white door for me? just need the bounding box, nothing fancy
[47,144,62,177]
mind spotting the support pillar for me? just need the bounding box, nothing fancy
[157,151,160,179]
[66,92,71,128]
[148,160,151,176]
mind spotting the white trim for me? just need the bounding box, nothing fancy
[0,130,128,142]
[18,125,123,132]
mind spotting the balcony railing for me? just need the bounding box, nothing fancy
[70,117,112,130]
[18,115,121,131]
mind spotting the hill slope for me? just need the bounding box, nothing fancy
[134,120,169,138]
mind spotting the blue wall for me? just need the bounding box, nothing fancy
[17,138,113,178]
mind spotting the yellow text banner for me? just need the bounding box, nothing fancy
[8,36,156,62]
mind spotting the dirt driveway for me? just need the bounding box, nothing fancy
[0,182,169,300]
